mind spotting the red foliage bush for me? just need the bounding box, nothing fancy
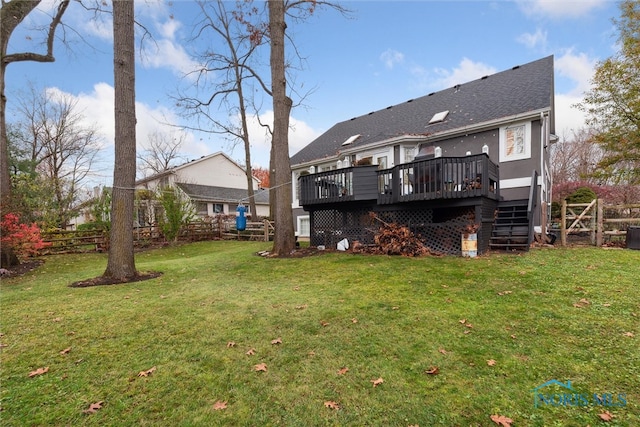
[1,213,50,262]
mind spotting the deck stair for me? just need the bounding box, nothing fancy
[490,200,531,251]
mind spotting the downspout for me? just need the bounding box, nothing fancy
[540,111,549,228]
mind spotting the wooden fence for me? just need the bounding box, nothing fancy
[556,199,640,246]
[40,217,274,255]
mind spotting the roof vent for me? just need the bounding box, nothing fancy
[512,65,520,70]
[428,92,435,96]
[428,110,449,124]
[454,84,461,93]
[406,99,414,103]
[481,75,488,80]
[342,134,361,146]
[368,111,374,115]
[386,106,392,110]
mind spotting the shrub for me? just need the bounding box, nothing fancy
[566,187,597,204]
[1,213,50,266]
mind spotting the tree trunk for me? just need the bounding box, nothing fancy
[104,0,137,280]
[268,0,295,255]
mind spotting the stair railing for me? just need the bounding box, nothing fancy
[526,170,539,245]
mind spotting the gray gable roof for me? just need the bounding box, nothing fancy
[176,183,269,205]
[291,56,554,166]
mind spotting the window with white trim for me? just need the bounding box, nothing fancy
[297,216,310,237]
[500,122,531,162]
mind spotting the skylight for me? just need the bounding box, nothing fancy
[342,134,361,146]
[428,110,449,124]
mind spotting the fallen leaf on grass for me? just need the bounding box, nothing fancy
[574,298,592,308]
[254,363,267,372]
[337,367,349,375]
[83,401,104,414]
[438,348,447,355]
[60,347,71,355]
[490,414,513,426]
[497,290,513,296]
[425,366,439,375]
[137,366,156,377]
[623,332,634,337]
[487,359,496,366]
[351,318,358,323]
[295,304,308,310]
[213,400,227,411]
[392,306,399,310]
[459,319,467,324]
[599,410,615,421]
[28,367,49,377]
[324,400,340,410]
[226,341,236,348]
[271,337,282,345]
[371,377,384,387]
[320,321,330,327]
[246,348,256,356]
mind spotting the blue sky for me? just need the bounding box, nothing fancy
[5,0,621,186]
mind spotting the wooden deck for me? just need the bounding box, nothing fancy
[299,154,499,207]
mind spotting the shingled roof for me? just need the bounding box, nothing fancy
[291,55,554,166]
[176,183,269,205]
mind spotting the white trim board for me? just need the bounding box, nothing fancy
[500,176,542,189]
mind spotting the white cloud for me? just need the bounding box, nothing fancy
[517,0,608,19]
[553,50,598,134]
[555,50,597,96]
[239,111,322,168]
[380,49,405,70]
[517,28,548,50]
[433,58,497,89]
[140,38,200,76]
[44,82,208,158]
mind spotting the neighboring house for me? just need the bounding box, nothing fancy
[290,56,556,254]
[135,152,269,225]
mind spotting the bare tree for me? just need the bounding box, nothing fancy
[103,0,137,281]
[550,128,604,186]
[137,130,187,178]
[266,0,349,255]
[11,85,101,228]
[1,0,70,211]
[175,0,271,220]
[0,0,70,266]
[268,0,295,255]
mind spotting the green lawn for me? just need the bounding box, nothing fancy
[1,241,638,426]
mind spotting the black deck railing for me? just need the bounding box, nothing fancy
[378,154,499,204]
[299,154,499,206]
[298,165,379,206]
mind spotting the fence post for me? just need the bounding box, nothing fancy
[590,199,597,245]
[560,199,567,246]
[262,219,267,242]
[596,198,604,247]
[541,201,548,243]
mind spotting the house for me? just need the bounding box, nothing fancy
[135,152,269,225]
[290,56,556,254]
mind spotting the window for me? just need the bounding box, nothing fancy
[342,134,361,146]
[428,110,449,124]
[500,122,531,162]
[404,147,416,163]
[376,156,388,169]
[297,216,310,237]
[213,203,224,214]
[196,202,208,215]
